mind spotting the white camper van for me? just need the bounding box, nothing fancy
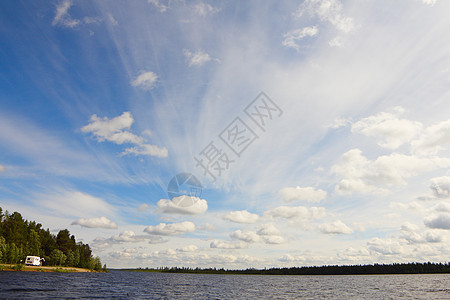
[25,256,43,266]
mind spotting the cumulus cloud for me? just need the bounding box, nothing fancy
[52,0,80,28]
[131,71,158,90]
[157,197,208,215]
[257,224,286,244]
[264,206,326,220]
[223,210,260,224]
[351,108,422,149]
[177,245,198,252]
[422,0,436,7]
[280,186,327,202]
[183,49,212,67]
[424,213,450,230]
[282,26,318,51]
[81,112,168,158]
[93,230,167,249]
[257,223,282,236]
[412,119,450,155]
[332,149,450,195]
[319,220,353,234]
[431,202,450,213]
[137,204,149,212]
[296,0,355,34]
[367,238,403,255]
[193,2,220,16]
[430,176,450,198]
[147,0,169,12]
[230,230,260,243]
[52,0,105,29]
[72,216,117,229]
[144,221,195,235]
[400,224,442,244]
[210,240,248,249]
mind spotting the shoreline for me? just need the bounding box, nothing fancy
[0,263,95,273]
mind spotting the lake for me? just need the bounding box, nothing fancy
[0,271,449,299]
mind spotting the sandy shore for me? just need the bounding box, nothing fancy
[0,263,93,272]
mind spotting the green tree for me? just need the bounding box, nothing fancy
[0,236,6,263]
[65,250,75,266]
[56,229,75,254]
[27,229,41,256]
[50,249,66,266]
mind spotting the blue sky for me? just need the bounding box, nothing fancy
[1,0,450,268]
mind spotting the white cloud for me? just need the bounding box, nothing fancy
[279,254,306,262]
[210,240,248,249]
[81,112,136,143]
[257,224,286,244]
[280,186,327,202]
[400,224,443,244]
[183,49,212,67]
[193,3,220,16]
[257,223,282,236]
[82,112,168,158]
[296,0,355,34]
[107,14,118,26]
[177,245,198,252]
[72,216,118,229]
[424,213,450,230]
[230,230,260,243]
[95,230,167,247]
[432,202,450,213]
[282,26,318,51]
[157,197,208,215]
[144,221,195,235]
[327,117,351,129]
[332,149,450,195]
[367,238,403,255]
[351,108,422,150]
[131,71,158,90]
[319,220,353,234]
[147,0,169,12]
[412,120,450,155]
[121,144,168,158]
[422,0,437,7]
[430,176,450,198]
[52,0,80,28]
[38,190,116,219]
[264,206,326,220]
[0,165,5,172]
[137,204,149,212]
[223,210,260,224]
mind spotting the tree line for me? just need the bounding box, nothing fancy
[127,262,450,275]
[0,207,105,271]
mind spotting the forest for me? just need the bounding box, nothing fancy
[0,207,105,271]
[126,262,450,275]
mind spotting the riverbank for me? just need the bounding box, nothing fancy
[0,263,94,273]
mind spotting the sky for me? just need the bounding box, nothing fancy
[1,0,450,269]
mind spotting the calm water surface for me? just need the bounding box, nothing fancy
[0,271,449,299]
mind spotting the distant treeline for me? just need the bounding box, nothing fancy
[0,207,105,271]
[125,262,450,275]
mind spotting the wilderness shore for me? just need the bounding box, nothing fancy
[0,263,93,273]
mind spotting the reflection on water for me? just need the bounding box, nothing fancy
[0,271,449,299]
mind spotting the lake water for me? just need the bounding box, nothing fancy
[0,271,449,299]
